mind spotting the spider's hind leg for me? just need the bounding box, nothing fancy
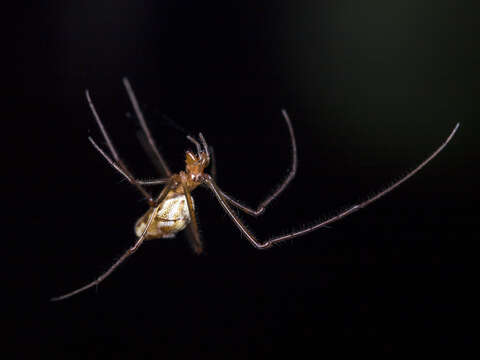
[51,178,176,301]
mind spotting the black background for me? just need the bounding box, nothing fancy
[7,1,477,357]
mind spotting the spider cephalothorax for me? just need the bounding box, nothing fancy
[51,77,458,301]
[184,141,210,186]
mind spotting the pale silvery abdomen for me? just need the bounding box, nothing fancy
[134,192,193,239]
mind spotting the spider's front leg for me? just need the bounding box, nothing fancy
[219,110,298,217]
[202,175,271,249]
[203,122,459,250]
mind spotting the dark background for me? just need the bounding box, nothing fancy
[7,1,477,357]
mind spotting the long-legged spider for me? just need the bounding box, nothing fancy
[51,78,459,301]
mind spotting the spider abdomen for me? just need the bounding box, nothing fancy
[134,192,193,239]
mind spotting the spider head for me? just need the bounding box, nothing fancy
[185,132,211,182]
[185,150,210,178]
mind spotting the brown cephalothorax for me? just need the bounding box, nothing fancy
[51,78,459,301]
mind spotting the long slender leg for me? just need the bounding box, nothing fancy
[122,77,172,177]
[136,130,171,177]
[136,178,170,186]
[186,135,202,154]
[50,235,147,301]
[186,133,211,157]
[198,133,210,158]
[202,175,269,249]
[90,135,173,196]
[87,91,154,204]
[220,110,298,217]
[182,180,204,254]
[89,137,154,203]
[203,122,459,249]
[51,179,175,301]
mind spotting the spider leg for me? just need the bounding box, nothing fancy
[122,77,172,177]
[182,179,204,254]
[198,133,210,158]
[136,178,170,186]
[219,110,298,217]
[90,137,168,186]
[51,179,176,301]
[136,130,171,177]
[202,175,269,249]
[203,122,459,249]
[86,91,155,205]
[186,135,202,155]
[50,235,147,301]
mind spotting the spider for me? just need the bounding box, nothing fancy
[51,78,459,301]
